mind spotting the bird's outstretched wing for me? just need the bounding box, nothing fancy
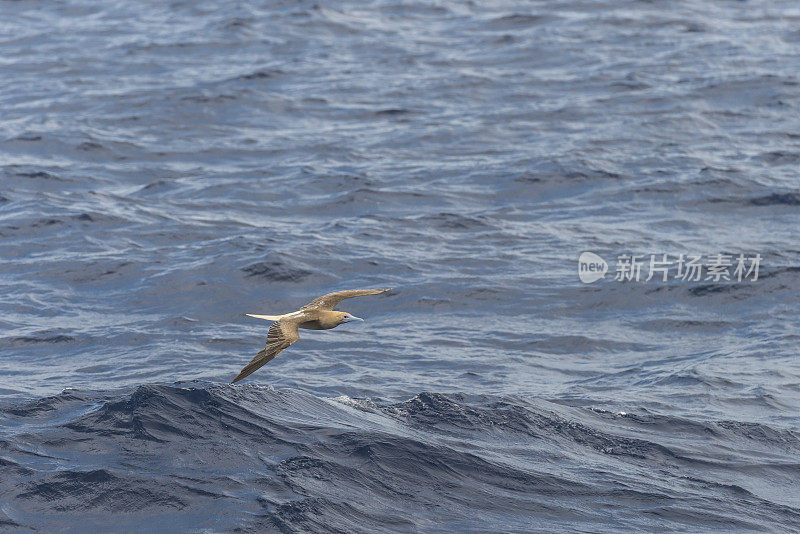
[300,288,392,311]
[231,320,300,383]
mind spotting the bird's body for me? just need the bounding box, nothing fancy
[231,288,391,383]
[296,310,347,330]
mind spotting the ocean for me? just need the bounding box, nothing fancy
[1,0,799,532]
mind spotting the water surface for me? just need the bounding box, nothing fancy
[1,0,799,532]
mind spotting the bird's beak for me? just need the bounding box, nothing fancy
[348,315,365,322]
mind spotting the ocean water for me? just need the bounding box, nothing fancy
[1,0,800,532]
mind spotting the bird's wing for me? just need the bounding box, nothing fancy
[299,288,392,311]
[231,319,300,383]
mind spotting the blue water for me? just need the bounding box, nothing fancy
[2,0,800,532]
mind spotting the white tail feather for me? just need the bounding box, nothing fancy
[246,314,282,321]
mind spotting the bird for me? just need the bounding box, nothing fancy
[231,288,392,383]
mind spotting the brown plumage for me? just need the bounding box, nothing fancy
[231,288,392,383]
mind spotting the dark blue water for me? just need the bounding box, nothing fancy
[2,0,800,532]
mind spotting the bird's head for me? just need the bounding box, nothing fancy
[336,311,364,325]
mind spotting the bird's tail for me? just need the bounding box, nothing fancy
[245,314,283,321]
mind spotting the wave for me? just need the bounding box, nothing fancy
[1,384,799,532]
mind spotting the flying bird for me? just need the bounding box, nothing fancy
[231,288,392,383]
